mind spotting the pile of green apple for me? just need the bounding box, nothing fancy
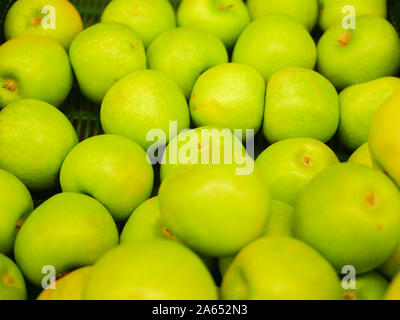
[1,0,400,301]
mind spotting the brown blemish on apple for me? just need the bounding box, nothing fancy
[131,44,135,49]
[2,79,18,92]
[344,292,357,300]
[365,192,377,208]
[15,218,24,232]
[376,224,382,231]
[30,15,42,26]
[302,156,312,166]
[162,227,176,240]
[2,274,14,287]
[337,31,351,47]
[216,3,235,10]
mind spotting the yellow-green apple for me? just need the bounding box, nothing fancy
[256,138,339,205]
[69,22,146,104]
[385,272,400,300]
[0,252,26,300]
[263,68,339,144]
[339,77,400,150]
[60,134,154,222]
[0,169,33,254]
[295,163,400,273]
[247,0,319,31]
[100,70,190,150]
[4,0,83,50]
[177,0,250,48]
[342,271,388,300]
[83,240,218,299]
[233,14,317,82]
[190,63,265,137]
[0,99,78,190]
[158,164,270,257]
[147,27,228,99]
[317,16,400,90]
[0,35,73,108]
[14,193,119,286]
[369,89,400,187]
[221,237,343,299]
[101,0,176,48]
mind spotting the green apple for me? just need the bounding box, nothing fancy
[37,266,92,300]
[343,271,388,300]
[221,237,342,300]
[0,35,73,108]
[263,68,339,144]
[380,245,400,280]
[317,16,400,90]
[0,99,78,190]
[147,27,228,99]
[189,63,265,136]
[14,192,119,287]
[369,89,400,187]
[256,138,339,205]
[348,143,373,168]
[232,14,317,82]
[160,125,251,181]
[295,163,400,273]
[61,134,154,222]
[83,240,218,300]
[101,70,190,150]
[4,0,83,50]
[101,0,176,48]
[247,0,319,31]
[69,22,146,104]
[0,169,33,254]
[319,0,387,31]
[385,272,400,300]
[0,252,26,300]
[177,0,250,48]
[158,164,270,257]
[339,77,400,150]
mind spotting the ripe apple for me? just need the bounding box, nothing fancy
[263,68,339,144]
[4,0,83,50]
[158,164,270,257]
[160,125,252,181]
[14,192,119,286]
[339,77,400,150]
[317,16,400,90]
[247,0,319,31]
[347,143,373,168]
[232,14,317,82]
[190,63,265,137]
[100,70,190,150]
[101,0,176,48]
[60,134,154,222]
[83,240,218,300]
[369,89,400,188]
[295,163,400,273]
[69,22,146,104]
[0,169,33,254]
[256,138,339,205]
[177,0,250,48]
[343,271,388,300]
[319,0,387,31]
[0,35,73,108]
[385,272,400,300]
[37,266,92,300]
[221,237,343,300]
[147,27,228,99]
[0,252,26,300]
[0,99,78,190]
